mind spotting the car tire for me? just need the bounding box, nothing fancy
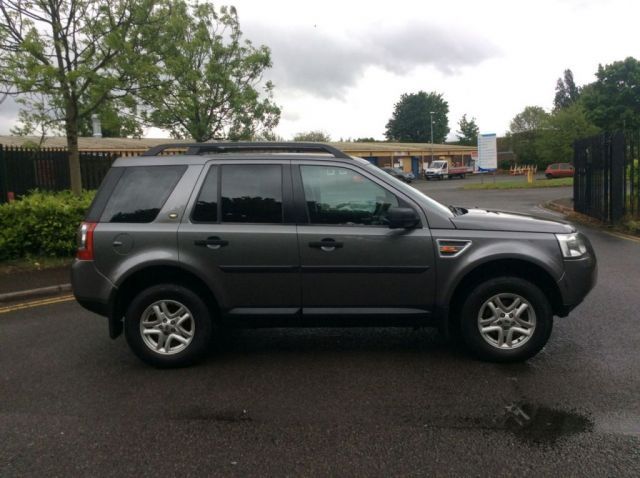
[546,173,553,179]
[124,284,214,367]
[459,277,553,363]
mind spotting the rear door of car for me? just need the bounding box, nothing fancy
[178,160,301,318]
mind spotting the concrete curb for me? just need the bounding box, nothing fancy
[0,283,72,303]
[545,199,574,215]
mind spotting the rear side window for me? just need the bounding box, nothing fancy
[191,166,218,222]
[101,166,186,223]
[221,164,283,223]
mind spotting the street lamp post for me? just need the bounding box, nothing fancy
[429,111,435,165]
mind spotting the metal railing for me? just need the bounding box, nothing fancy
[0,145,118,203]
[573,131,629,223]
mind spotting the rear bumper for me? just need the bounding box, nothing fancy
[556,253,597,316]
[71,259,115,318]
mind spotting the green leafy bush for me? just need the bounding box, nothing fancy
[0,190,95,260]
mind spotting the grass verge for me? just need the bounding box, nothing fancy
[0,256,73,275]
[545,200,640,239]
[464,177,573,190]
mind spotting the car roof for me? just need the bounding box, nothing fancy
[111,141,367,167]
[112,153,363,168]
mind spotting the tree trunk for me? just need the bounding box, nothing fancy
[66,104,82,195]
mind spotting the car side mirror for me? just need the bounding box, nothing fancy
[387,207,420,229]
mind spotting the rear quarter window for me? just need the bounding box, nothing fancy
[100,165,186,223]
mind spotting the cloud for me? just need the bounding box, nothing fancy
[0,96,21,134]
[246,22,499,99]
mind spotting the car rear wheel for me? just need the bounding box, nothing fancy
[124,284,214,367]
[546,173,554,179]
[459,277,553,362]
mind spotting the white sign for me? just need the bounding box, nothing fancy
[477,133,497,171]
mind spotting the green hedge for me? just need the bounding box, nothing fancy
[0,190,95,260]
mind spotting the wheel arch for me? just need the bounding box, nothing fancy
[447,258,564,333]
[108,264,220,339]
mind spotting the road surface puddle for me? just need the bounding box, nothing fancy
[503,403,593,444]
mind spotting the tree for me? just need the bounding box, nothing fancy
[292,130,331,142]
[0,0,156,194]
[78,101,142,138]
[354,137,376,142]
[581,57,640,131]
[536,103,599,166]
[385,91,449,143]
[508,106,550,165]
[456,114,479,146]
[553,69,580,110]
[509,106,550,133]
[140,2,280,142]
[11,95,142,140]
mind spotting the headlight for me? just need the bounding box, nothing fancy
[555,233,587,258]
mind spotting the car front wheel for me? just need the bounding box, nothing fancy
[459,277,553,362]
[124,284,214,367]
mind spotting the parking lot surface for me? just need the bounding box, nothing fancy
[1,179,639,476]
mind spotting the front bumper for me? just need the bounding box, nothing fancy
[556,253,597,316]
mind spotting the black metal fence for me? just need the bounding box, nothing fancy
[573,131,631,223]
[0,145,117,203]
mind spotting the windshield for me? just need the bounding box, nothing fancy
[430,161,446,169]
[363,162,454,218]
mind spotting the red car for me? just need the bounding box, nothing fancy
[545,162,574,179]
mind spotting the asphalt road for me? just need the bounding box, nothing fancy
[1,178,639,477]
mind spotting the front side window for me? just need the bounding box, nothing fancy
[300,165,399,225]
[221,164,283,223]
[101,165,185,223]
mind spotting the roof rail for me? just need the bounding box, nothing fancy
[141,142,352,159]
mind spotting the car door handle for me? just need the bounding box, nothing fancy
[194,236,229,249]
[309,239,343,251]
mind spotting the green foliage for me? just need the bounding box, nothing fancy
[581,57,640,131]
[536,103,600,166]
[293,130,331,142]
[507,130,541,165]
[0,191,95,260]
[385,91,449,143]
[0,0,158,192]
[464,177,573,190]
[140,2,280,142]
[508,101,599,167]
[456,114,479,146]
[354,137,376,142]
[78,100,143,138]
[509,106,550,133]
[508,106,550,166]
[553,69,581,110]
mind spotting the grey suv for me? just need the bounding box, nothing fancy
[72,142,597,367]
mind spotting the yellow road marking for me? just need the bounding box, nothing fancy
[0,294,75,315]
[605,230,640,244]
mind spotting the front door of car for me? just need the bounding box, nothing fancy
[293,161,436,319]
[179,161,301,318]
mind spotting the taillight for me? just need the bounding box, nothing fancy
[76,222,97,260]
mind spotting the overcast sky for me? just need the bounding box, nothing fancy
[1,0,639,141]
